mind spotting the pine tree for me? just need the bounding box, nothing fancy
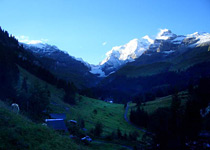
[117,128,122,139]
[171,92,181,113]
[21,77,28,93]
[28,83,50,118]
[94,122,103,137]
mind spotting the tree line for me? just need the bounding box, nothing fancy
[129,77,210,149]
[0,27,78,120]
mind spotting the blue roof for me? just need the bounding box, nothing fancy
[46,119,68,131]
[50,113,66,120]
[199,131,210,138]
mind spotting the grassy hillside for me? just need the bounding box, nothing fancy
[0,100,79,150]
[115,52,210,79]
[68,96,139,135]
[17,66,141,149]
[7,65,192,150]
[49,94,142,137]
[18,66,140,136]
[116,62,171,77]
[0,99,131,150]
[129,91,188,115]
[169,48,210,71]
[18,66,65,104]
[110,45,210,79]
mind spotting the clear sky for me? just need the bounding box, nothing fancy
[0,0,210,64]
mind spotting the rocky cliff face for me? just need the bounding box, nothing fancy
[90,29,210,77]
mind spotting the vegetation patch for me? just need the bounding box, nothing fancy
[0,101,79,150]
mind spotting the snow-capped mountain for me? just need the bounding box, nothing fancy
[22,42,100,88]
[100,36,154,66]
[22,42,62,55]
[89,65,105,77]
[20,29,210,79]
[93,35,154,76]
[186,32,210,46]
[156,29,177,40]
[147,30,210,54]
[91,29,210,77]
[22,42,91,68]
[97,30,210,100]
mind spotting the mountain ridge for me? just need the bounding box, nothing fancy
[18,29,210,78]
[22,42,100,88]
[91,29,210,77]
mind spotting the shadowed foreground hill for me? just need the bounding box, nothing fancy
[0,101,80,150]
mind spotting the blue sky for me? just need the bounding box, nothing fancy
[0,0,210,64]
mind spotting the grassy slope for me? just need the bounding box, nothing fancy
[0,101,131,150]
[116,62,171,77]
[129,91,188,115]
[18,66,65,104]
[50,94,142,137]
[19,66,140,136]
[18,66,139,149]
[170,50,210,71]
[69,96,139,135]
[113,46,210,78]
[19,65,191,135]
[18,66,191,149]
[0,101,79,150]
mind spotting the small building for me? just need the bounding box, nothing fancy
[68,120,77,125]
[104,98,114,103]
[49,113,66,120]
[45,119,68,132]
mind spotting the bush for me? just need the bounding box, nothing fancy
[117,128,122,139]
[105,131,116,141]
[130,106,149,128]
[92,122,103,137]
[78,118,85,129]
[66,122,85,138]
[129,131,139,141]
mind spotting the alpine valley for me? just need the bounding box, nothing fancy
[1,27,210,150]
[22,29,210,101]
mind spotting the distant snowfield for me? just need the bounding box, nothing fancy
[90,65,105,77]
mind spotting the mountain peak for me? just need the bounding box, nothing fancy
[142,35,154,44]
[96,35,154,76]
[100,37,152,66]
[22,42,61,55]
[156,29,176,40]
[187,31,208,38]
[26,42,47,49]
[186,32,210,46]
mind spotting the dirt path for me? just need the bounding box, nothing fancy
[124,102,147,133]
